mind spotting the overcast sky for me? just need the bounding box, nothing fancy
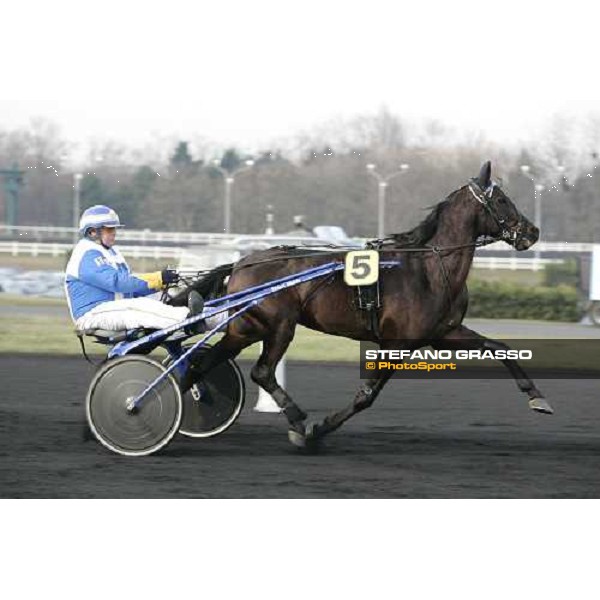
[1,0,598,159]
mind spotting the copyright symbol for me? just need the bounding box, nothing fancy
[365,362,376,370]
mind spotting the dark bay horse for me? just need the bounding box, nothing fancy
[179,161,551,448]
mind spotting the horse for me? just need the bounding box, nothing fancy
[173,161,550,448]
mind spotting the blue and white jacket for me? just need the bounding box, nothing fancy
[65,239,156,320]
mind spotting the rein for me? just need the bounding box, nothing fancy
[198,235,499,272]
[369,236,498,254]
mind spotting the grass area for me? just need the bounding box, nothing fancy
[1,313,597,371]
[0,313,360,361]
[1,312,597,371]
[0,294,65,307]
[0,314,81,355]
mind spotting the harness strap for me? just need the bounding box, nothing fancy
[429,245,455,317]
[356,283,381,340]
[77,334,103,366]
[299,272,337,311]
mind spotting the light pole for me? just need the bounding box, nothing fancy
[366,163,410,238]
[265,204,274,235]
[212,159,254,233]
[73,173,83,243]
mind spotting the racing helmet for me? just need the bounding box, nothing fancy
[79,205,124,236]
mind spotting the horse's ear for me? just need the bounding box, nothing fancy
[477,161,492,188]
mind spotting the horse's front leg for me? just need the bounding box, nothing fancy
[432,325,553,414]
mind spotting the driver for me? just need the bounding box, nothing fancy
[65,205,204,332]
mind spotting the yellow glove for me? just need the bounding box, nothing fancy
[136,271,163,291]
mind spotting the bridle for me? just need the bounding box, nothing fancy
[467,179,524,245]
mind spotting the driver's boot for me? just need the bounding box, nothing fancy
[185,291,205,335]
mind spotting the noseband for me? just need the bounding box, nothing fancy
[467,180,524,244]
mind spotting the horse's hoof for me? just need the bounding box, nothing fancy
[288,426,307,448]
[529,397,554,415]
[305,422,322,441]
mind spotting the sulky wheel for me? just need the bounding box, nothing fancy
[165,345,245,438]
[86,355,182,457]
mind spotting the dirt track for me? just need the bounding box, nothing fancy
[2,355,600,498]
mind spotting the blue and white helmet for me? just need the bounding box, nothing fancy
[79,205,124,235]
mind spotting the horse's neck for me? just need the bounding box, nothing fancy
[428,203,478,247]
[427,197,478,293]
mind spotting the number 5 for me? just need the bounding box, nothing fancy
[344,251,379,286]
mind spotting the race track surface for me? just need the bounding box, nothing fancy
[2,355,600,498]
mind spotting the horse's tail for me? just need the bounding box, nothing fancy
[192,263,234,298]
[168,263,234,307]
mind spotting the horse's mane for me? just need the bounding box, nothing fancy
[388,192,457,248]
[236,193,457,255]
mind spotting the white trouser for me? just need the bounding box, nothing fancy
[75,297,190,331]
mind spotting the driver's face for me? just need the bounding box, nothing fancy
[99,226,117,247]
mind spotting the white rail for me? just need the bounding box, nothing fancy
[0,224,594,253]
[0,241,185,260]
[0,224,244,245]
[0,241,568,270]
[472,256,564,271]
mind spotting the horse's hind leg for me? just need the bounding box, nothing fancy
[181,332,256,393]
[307,370,393,442]
[249,322,308,446]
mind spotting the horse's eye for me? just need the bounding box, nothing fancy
[498,197,507,204]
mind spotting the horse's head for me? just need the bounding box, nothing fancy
[469,161,539,251]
